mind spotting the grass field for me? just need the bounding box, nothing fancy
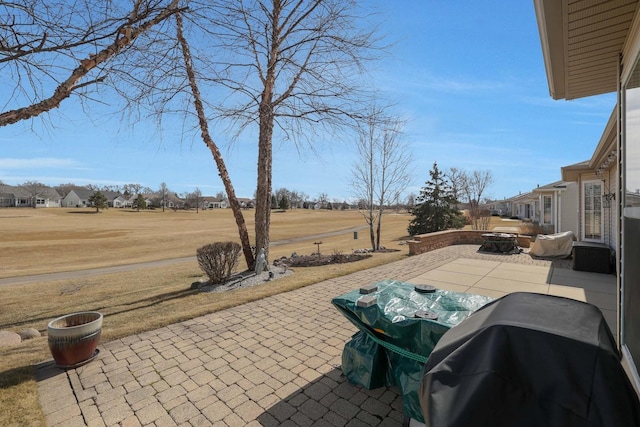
[0,207,411,278]
[0,207,413,426]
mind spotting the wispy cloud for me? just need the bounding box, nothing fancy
[378,66,509,96]
[425,76,507,93]
[0,158,81,169]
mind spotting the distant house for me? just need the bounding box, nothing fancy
[0,185,61,208]
[62,188,94,207]
[0,190,14,207]
[532,181,579,235]
[124,194,137,208]
[143,192,182,209]
[200,197,227,209]
[34,187,62,207]
[485,198,513,217]
[62,189,126,208]
[100,191,122,208]
[237,198,254,209]
[510,192,537,221]
[158,194,184,209]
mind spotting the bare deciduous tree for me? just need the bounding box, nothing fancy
[406,192,416,210]
[183,187,203,212]
[215,191,227,203]
[446,167,465,210]
[159,182,169,212]
[122,183,150,196]
[316,193,330,209]
[453,169,494,230]
[54,183,79,198]
[175,11,255,267]
[176,0,384,263]
[5,0,384,270]
[351,108,412,250]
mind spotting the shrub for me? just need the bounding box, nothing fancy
[519,222,546,237]
[196,242,242,285]
[331,249,347,262]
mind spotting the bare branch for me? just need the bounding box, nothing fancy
[0,0,183,127]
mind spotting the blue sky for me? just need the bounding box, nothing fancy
[1,1,616,202]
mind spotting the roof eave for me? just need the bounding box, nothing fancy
[534,0,566,100]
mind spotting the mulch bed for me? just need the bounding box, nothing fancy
[274,253,372,267]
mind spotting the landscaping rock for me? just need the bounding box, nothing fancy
[19,328,41,340]
[0,331,22,347]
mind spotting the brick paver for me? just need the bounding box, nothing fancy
[36,245,568,426]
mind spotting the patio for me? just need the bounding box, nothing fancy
[36,245,617,426]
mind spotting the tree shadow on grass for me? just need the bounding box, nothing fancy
[65,211,99,214]
[0,364,35,389]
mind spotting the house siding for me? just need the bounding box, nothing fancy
[63,191,86,207]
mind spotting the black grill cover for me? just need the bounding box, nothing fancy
[419,292,640,427]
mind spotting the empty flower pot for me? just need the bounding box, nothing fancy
[47,311,102,368]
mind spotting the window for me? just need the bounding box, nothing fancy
[543,196,552,224]
[583,181,602,241]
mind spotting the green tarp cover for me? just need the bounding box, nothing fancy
[332,279,493,422]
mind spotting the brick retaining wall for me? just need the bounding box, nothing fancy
[407,229,531,255]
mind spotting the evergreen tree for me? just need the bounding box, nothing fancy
[88,191,108,213]
[134,194,146,211]
[278,194,290,210]
[408,162,465,235]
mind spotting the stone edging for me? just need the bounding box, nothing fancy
[407,229,531,255]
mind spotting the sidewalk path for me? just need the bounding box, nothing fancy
[36,246,565,426]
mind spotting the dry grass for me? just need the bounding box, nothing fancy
[0,207,412,426]
[462,215,527,232]
[0,207,405,277]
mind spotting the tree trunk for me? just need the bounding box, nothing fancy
[176,12,255,268]
[369,212,376,251]
[375,207,383,250]
[253,4,280,266]
[255,101,274,264]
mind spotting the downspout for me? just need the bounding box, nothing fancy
[557,191,562,234]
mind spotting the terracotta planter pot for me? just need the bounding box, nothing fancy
[48,311,102,368]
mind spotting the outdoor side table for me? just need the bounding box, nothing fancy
[331,279,493,424]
